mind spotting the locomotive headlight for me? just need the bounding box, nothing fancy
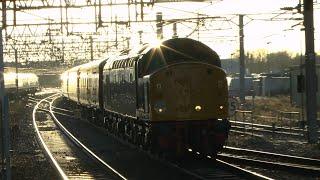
[154,100,166,113]
[195,105,202,112]
[219,106,224,109]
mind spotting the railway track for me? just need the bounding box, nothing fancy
[229,120,311,139]
[167,152,271,180]
[219,146,320,177]
[33,93,126,179]
[30,93,320,179]
[51,96,272,180]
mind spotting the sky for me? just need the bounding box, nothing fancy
[4,0,320,61]
[149,0,320,58]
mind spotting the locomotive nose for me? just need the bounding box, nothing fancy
[149,63,228,122]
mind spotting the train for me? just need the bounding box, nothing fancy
[4,72,39,96]
[61,38,230,157]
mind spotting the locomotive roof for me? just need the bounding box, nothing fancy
[64,59,107,74]
[104,54,129,70]
[78,59,107,71]
[137,38,221,77]
[102,38,221,76]
[63,38,221,77]
[67,65,80,73]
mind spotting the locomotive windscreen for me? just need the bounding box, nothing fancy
[138,38,221,77]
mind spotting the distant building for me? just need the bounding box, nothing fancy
[253,76,290,96]
[221,59,239,74]
[289,65,320,107]
[228,77,254,97]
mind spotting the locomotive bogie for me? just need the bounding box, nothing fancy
[149,119,229,156]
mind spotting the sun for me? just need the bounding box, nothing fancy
[148,38,162,48]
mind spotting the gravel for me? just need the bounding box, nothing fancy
[9,95,59,180]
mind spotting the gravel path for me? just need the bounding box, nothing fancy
[10,97,59,180]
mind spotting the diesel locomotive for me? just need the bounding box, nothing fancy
[61,38,230,156]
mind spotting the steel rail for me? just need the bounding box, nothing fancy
[49,95,127,180]
[215,159,272,180]
[230,120,307,133]
[223,146,320,167]
[217,154,320,176]
[32,93,68,180]
[231,125,304,137]
[54,97,271,179]
[51,97,211,179]
[51,106,74,113]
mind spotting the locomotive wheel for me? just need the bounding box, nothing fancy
[132,126,139,145]
[112,119,117,133]
[137,130,144,148]
[124,122,131,140]
[97,111,104,126]
[103,117,108,129]
[117,119,125,138]
[142,128,150,150]
[149,132,160,155]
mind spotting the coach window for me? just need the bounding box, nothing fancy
[127,60,130,67]
[123,60,127,68]
[118,60,121,68]
[121,60,125,68]
[130,59,133,66]
[113,61,117,69]
[129,59,134,67]
[114,61,118,69]
[93,72,97,88]
[115,61,119,69]
[129,73,133,82]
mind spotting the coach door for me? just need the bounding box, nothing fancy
[92,70,98,105]
[104,72,111,109]
[87,70,91,104]
[77,70,80,102]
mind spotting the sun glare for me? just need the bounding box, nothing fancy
[148,39,162,48]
